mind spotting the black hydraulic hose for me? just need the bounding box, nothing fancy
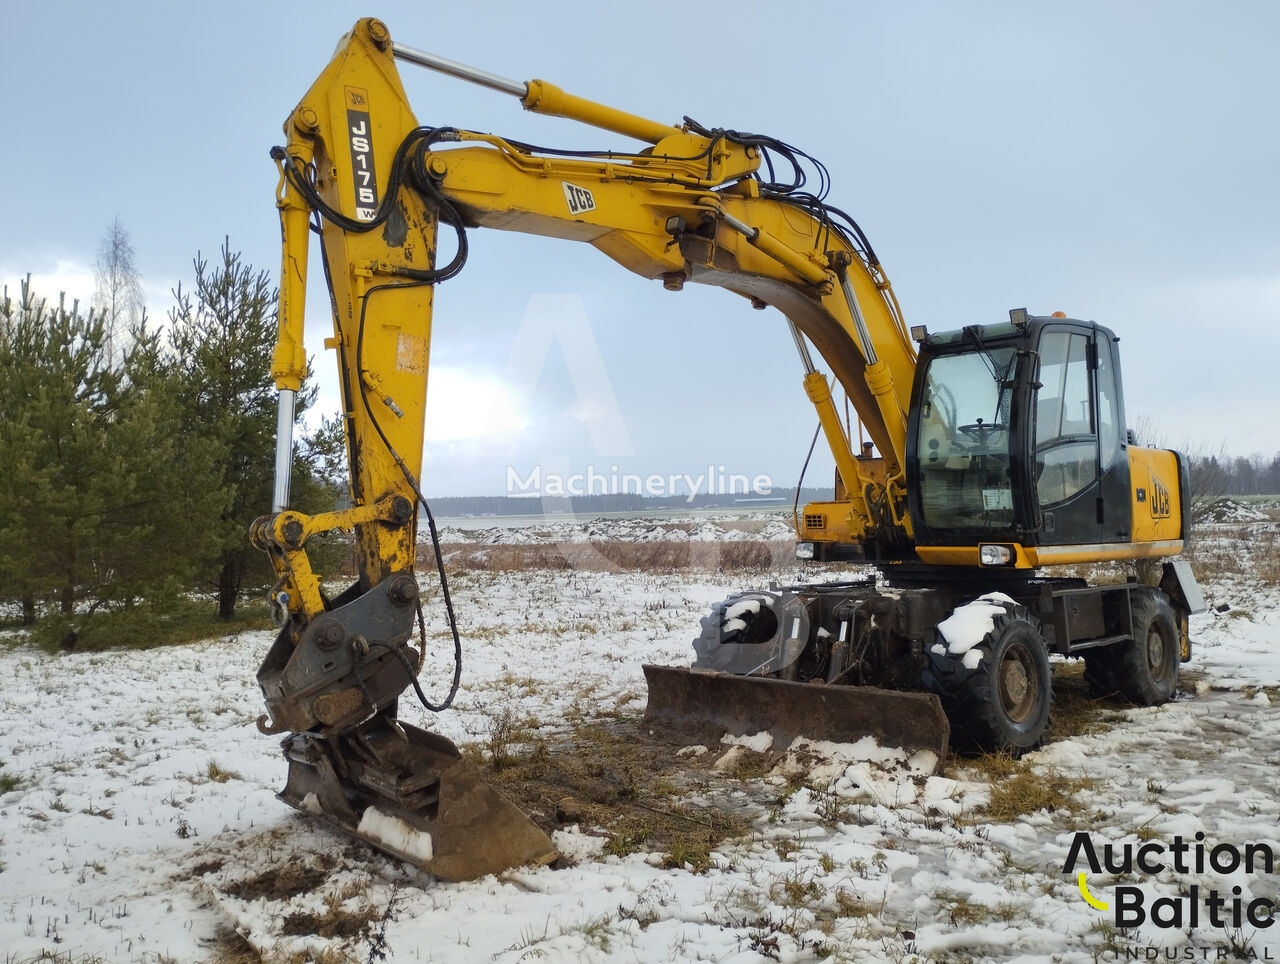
[793,422,822,539]
[352,280,465,714]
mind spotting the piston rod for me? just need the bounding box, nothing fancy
[392,42,527,97]
[272,389,296,513]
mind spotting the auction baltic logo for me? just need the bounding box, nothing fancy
[1065,830,1276,957]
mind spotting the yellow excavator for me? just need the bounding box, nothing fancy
[252,18,1205,880]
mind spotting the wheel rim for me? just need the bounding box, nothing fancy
[1146,626,1171,678]
[999,643,1037,723]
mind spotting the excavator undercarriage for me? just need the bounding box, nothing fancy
[646,558,1203,762]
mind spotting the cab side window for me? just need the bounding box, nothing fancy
[1095,337,1122,472]
[1036,331,1097,506]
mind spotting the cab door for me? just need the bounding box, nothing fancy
[1033,326,1129,546]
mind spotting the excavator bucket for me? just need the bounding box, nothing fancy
[642,665,950,773]
[255,578,556,880]
[276,717,556,881]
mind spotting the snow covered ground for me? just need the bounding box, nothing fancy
[432,514,798,546]
[2,522,1279,963]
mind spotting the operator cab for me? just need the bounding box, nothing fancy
[905,310,1132,554]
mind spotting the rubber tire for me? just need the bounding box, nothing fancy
[924,603,1052,756]
[1113,590,1180,706]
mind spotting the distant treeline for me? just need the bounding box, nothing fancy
[425,454,1280,518]
[423,487,833,517]
[1189,453,1280,498]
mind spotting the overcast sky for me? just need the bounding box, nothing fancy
[3,1,1277,497]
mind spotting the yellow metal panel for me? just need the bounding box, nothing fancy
[1128,446,1184,544]
[1027,541,1183,565]
[799,501,859,543]
[916,540,1184,569]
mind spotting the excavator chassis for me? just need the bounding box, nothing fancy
[644,563,1204,765]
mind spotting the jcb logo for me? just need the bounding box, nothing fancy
[1149,472,1171,520]
[562,181,596,216]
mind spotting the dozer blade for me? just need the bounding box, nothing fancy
[642,664,950,774]
[278,717,556,881]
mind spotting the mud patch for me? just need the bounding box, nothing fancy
[220,860,332,901]
[280,907,373,939]
[475,715,754,862]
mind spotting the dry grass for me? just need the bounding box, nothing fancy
[207,927,263,964]
[1183,520,1280,586]
[985,768,1094,820]
[204,759,243,784]
[467,714,749,868]
[1045,660,1130,742]
[1254,527,1280,584]
[432,540,789,573]
[661,833,716,872]
[967,751,1094,821]
[1053,511,1279,589]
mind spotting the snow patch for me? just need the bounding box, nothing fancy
[3,548,1280,962]
[720,731,774,752]
[299,792,322,814]
[355,807,433,863]
[937,592,1017,655]
[723,598,762,620]
[551,826,607,862]
[768,734,937,805]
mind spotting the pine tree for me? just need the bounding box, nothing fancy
[0,278,223,645]
[0,282,114,625]
[167,239,334,618]
[88,323,227,616]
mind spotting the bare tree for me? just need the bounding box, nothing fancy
[93,216,146,359]
[1129,414,1230,527]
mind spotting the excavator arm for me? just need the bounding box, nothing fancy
[252,17,935,879]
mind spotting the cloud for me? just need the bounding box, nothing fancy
[425,366,528,442]
[1,261,95,310]
[2,261,180,322]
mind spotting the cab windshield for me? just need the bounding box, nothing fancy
[915,346,1017,530]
